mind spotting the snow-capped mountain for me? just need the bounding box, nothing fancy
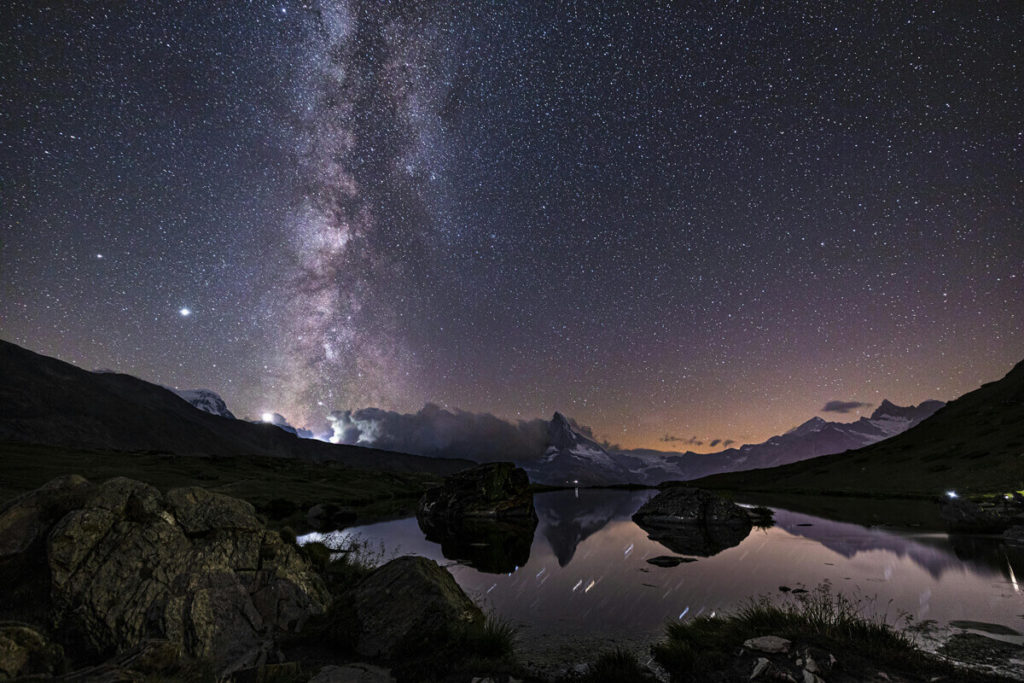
[523,412,632,486]
[522,400,944,486]
[169,388,236,419]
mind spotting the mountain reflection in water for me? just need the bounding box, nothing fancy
[299,489,1024,645]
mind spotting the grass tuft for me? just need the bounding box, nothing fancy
[653,581,921,680]
[579,648,651,682]
[464,613,519,659]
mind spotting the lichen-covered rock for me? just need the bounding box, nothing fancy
[417,462,536,521]
[351,556,483,659]
[2,476,330,678]
[165,486,262,534]
[0,474,90,559]
[632,487,752,557]
[0,624,64,679]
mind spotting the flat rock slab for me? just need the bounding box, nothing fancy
[646,555,696,567]
[949,620,1022,636]
[308,663,395,682]
[743,635,791,654]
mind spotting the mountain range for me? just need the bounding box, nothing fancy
[524,399,944,486]
[11,338,1021,497]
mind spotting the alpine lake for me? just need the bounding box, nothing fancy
[299,489,1024,678]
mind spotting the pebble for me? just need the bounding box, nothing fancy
[743,635,792,654]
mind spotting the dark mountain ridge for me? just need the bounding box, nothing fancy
[0,340,471,475]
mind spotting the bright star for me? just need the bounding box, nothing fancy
[179,307,191,317]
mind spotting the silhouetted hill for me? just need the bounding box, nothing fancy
[693,358,1024,497]
[0,340,472,475]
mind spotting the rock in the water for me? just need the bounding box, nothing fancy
[417,462,536,521]
[743,635,791,654]
[416,463,538,573]
[351,556,483,659]
[305,502,357,531]
[2,476,330,678]
[941,495,1024,533]
[646,555,696,567]
[417,515,535,574]
[631,487,752,556]
[1003,525,1024,545]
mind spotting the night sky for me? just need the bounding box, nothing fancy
[2,1,1022,451]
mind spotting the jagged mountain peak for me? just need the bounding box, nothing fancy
[869,399,943,422]
[873,399,899,417]
[787,416,827,436]
[547,411,589,450]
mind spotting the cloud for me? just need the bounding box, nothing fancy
[327,403,551,463]
[821,400,872,414]
[661,434,704,447]
[262,412,316,440]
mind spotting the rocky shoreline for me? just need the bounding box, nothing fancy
[2,471,1022,682]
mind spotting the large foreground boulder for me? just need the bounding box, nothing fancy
[632,487,752,557]
[351,556,483,659]
[0,624,64,679]
[0,476,330,677]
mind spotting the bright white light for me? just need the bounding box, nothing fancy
[179,307,191,317]
[946,490,958,499]
[262,412,274,423]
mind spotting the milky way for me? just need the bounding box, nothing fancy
[261,1,453,426]
[2,1,1022,449]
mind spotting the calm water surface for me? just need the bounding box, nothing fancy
[300,489,1024,657]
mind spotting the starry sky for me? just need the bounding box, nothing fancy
[2,1,1022,452]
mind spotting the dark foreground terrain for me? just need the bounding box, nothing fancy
[0,441,447,532]
[2,467,1021,682]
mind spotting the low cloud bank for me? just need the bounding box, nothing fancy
[821,400,871,414]
[328,403,550,462]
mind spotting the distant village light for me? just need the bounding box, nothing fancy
[946,490,958,499]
